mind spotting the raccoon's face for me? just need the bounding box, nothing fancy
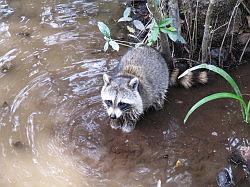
[101,73,143,119]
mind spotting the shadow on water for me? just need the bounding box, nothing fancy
[0,0,249,186]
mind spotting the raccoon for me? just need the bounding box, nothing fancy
[101,46,209,133]
[101,46,169,133]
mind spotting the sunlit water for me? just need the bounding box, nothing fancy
[0,0,249,187]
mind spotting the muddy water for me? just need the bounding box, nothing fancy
[0,0,249,187]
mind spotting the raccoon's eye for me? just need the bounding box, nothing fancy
[118,102,131,110]
[104,100,112,107]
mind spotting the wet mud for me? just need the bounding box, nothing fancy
[0,0,249,186]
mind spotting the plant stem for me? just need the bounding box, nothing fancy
[239,36,250,63]
[168,0,181,35]
[113,39,137,45]
[201,0,215,63]
[114,42,133,48]
[219,0,243,66]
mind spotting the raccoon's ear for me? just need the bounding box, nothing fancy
[103,73,111,86]
[129,77,139,91]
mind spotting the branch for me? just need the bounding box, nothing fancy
[168,0,181,35]
[201,0,216,63]
[219,0,243,65]
[239,36,250,63]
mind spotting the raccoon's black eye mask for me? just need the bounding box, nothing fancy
[118,102,131,111]
[104,100,112,107]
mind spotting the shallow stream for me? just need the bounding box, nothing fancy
[0,0,249,186]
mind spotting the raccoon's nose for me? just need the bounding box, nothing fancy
[110,113,117,119]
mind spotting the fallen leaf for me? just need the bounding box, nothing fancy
[174,159,183,168]
[127,26,135,33]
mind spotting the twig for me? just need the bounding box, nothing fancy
[219,0,243,65]
[239,36,250,63]
[201,0,216,63]
[145,3,153,15]
[229,5,239,54]
[211,22,229,33]
[184,14,192,46]
[188,0,199,60]
[115,42,133,48]
[193,0,199,54]
[113,39,138,45]
[209,14,219,63]
[241,2,250,14]
[176,58,201,65]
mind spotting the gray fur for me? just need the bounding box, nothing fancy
[101,46,169,133]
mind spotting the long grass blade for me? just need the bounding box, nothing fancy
[178,64,242,96]
[184,92,246,123]
[179,64,246,119]
[246,100,250,123]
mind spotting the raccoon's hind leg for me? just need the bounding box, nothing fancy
[121,120,136,133]
[110,119,122,130]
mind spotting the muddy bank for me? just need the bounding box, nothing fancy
[50,62,250,186]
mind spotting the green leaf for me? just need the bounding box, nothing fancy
[147,42,153,46]
[146,18,157,29]
[179,64,246,120]
[147,27,160,45]
[118,17,133,22]
[178,64,242,96]
[165,30,179,42]
[160,28,186,44]
[155,0,161,7]
[109,40,119,51]
[147,19,159,45]
[159,18,173,28]
[123,7,131,18]
[246,100,250,123]
[104,41,109,52]
[97,22,111,38]
[176,34,186,44]
[159,27,169,34]
[184,92,247,123]
[133,20,145,31]
[167,26,177,32]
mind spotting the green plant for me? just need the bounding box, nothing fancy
[147,18,186,46]
[118,7,132,22]
[97,22,120,52]
[97,5,186,51]
[178,64,250,124]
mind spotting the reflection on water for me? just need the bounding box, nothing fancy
[0,0,249,186]
[0,0,122,186]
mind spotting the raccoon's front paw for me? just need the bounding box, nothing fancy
[110,119,122,130]
[122,121,135,133]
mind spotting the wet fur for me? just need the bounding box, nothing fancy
[101,46,169,133]
[169,67,209,88]
[101,46,209,133]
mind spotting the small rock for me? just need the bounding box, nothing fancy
[212,131,218,136]
[1,61,15,73]
[12,141,24,149]
[217,166,234,187]
[17,32,31,37]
